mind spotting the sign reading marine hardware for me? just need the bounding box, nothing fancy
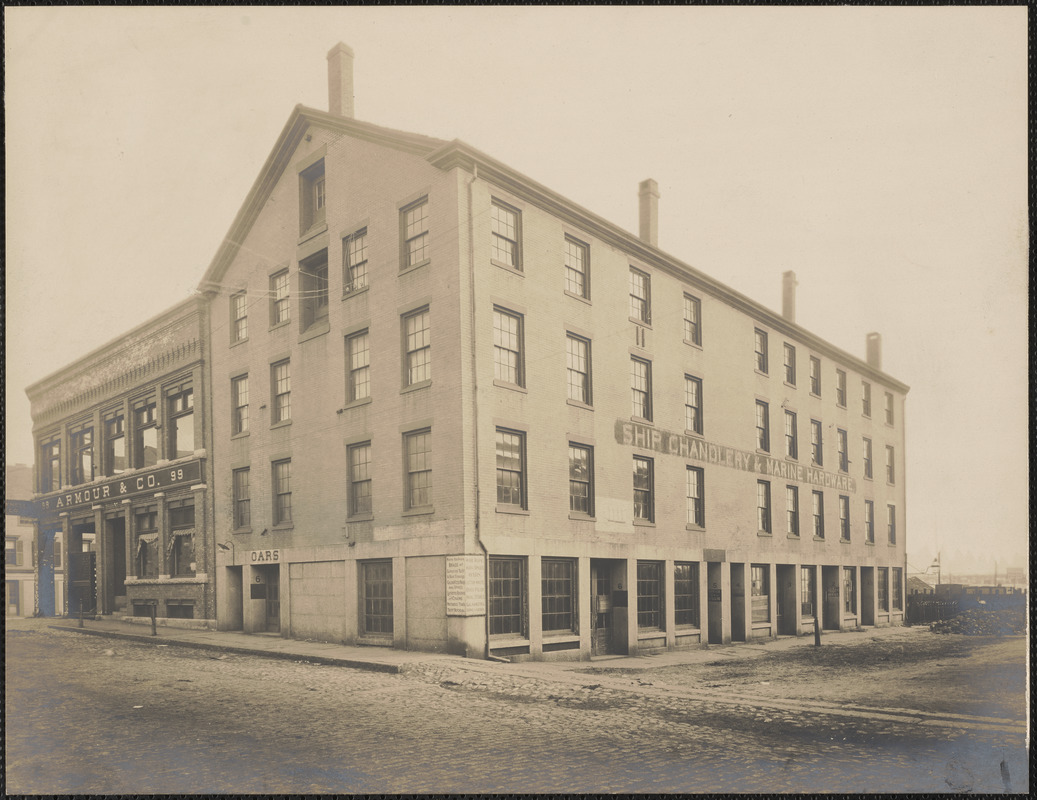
[38,460,203,516]
[615,420,857,493]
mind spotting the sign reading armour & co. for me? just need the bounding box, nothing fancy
[38,459,203,516]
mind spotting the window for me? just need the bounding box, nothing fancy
[542,558,576,634]
[493,308,524,387]
[271,360,291,423]
[800,566,816,618]
[862,381,872,417]
[812,490,825,538]
[629,267,651,323]
[843,567,857,614]
[884,392,895,425]
[810,419,823,466]
[40,437,61,492]
[751,565,770,624]
[877,567,889,612]
[862,437,873,478]
[887,504,896,544]
[636,561,663,630]
[403,307,431,386]
[347,442,373,517]
[757,480,772,533]
[167,384,194,459]
[836,369,847,407]
[489,556,525,636]
[361,560,393,637]
[783,343,796,385]
[165,600,195,620]
[684,294,702,345]
[346,331,370,402]
[809,356,821,395]
[232,468,251,529]
[633,456,654,523]
[566,334,591,405]
[786,485,799,536]
[299,158,325,232]
[839,495,850,541]
[343,228,368,294]
[630,357,652,420]
[270,270,290,325]
[232,375,249,435]
[103,412,126,476]
[54,539,62,568]
[231,292,248,342]
[837,429,848,472]
[135,507,158,579]
[272,459,292,526]
[892,568,903,610]
[754,329,768,373]
[755,400,770,452]
[784,410,798,459]
[495,428,526,509]
[70,424,94,485]
[885,445,895,484]
[490,200,521,269]
[686,466,705,527]
[674,562,700,628]
[865,499,875,543]
[684,375,703,434]
[6,539,22,566]
[133,396,158,469]
[404,429,432,510]
[401,197,429,269]
[168,501,195,577]
[564,236,589,298]
[568,444,593,516]
[300,250,329,330]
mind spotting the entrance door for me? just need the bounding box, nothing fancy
[265,567,281,632]
[821,565,840,630]
[706,562,724,644]
[860,567,875,626]
[590,561,612,656]
[776,564,797,636]
[38,530,56,616]
[730,563,746,642]
[103,518,127,614]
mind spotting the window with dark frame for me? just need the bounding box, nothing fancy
[784,410,798,459]
[755,400,770,452]
[70,423,94,485]
[299,158,325,233]
[361,560,393,637]
[168,500,195,577]
[493,307,524,387]
[404,429,432,510]
[541,558,576,634]
[270,270,290,325]
[757,480,772,533]
[837,428,848,472]
[684,294,702,345]
[686,466,704,527]
[810,419,823,466]
[566,334,591,405]
[636,561,663,630]
[41,437,61,492]
[809,356,821,395]
[564,236,589,298]
[347,442,372,516]
[863,437,873,478]
[233,468,251,529]
[800,566,816,617]
[495,428,526,509]
[568,444,593,516]
[135,507,158,579]
[272,459,292,526]
[886,445,895,484]
[884,392,895,425]
[887,504,896,544]
[343,228,368,294]
[346,331,370,402]
[784,343,796,385]
[401,197,429,269]
[167,383,194,459]
[300,250,329,330]
[754,329,768,373]
[633,456,654,523]
[232,375,249,435]
[489,556,525,636]
[892,568,903,610]
[133,396,158,469]
[862,380,872,417]
[630,357,652,420]
[751,565,770,623]
[812,490,825,538]
[836,369,847,407]
[865,499,875,543]
[674,562,700,628]
[843,567,857,614]
[786,485,800,536]
[685,375,703,434]
[877,567,889,611]
[839,495,851,541]
[231,291,248,342]
[490,200,521,269]
[403,307,431,386]
[271,360,291,423]
[629,267,651,323]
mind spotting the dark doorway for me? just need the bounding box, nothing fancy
[104,517,127,614]
[822,565,840,630]
[38,529,57,616]
[860,567,875,626]
[730,563,746,642]
[706,561,724,644]
[590,559,626,656]
[68,522,96,615]
[263,565,281,633]
[776,564,797,635]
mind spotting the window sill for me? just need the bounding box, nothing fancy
[491,259,524,276]
[813,536,826,542]
[564,290,591,305]
[783,381,796,390]
[629,316,652,329]
[887,542,898,547]
[271,524,294,532]
[357,635,393,647]
[402,507,434,517]
[342,396,372,410]
[863,413,872,420]
[785,455,798,463]
[683,339,703,350]
[568,513,595,522]
[342,285,370,300]
[865,540,875,546]
[637,629,665,639]
[230,337,249,348]
[840,538,851,544]
[489,635,530,647]
[493,379,527,394]
[566,399,593,411]
[630,416,653,426]
[542,633,580,644]
[864,475,873,482]
[757,530,773,538]
[496,506,529,516]
[685,524,705,532]
[270,420,292,430]
[269,320,290,333]
[401,380,432,395]
[632,519,655,528]
[754,369,769,378]
[299,320,330,343]
[347,513,374,523]
[399,258,430,277]
[299,221,328,243]
[232,528,253,535]
[787,533,801,539]
[756,448,771,456]
[684,429,704,439]
[231,431,250,441]
[810,392,821,399]
[836,403,847,410]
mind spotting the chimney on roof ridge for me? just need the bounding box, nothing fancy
[638,179,659,247]
[866,332,882,370]
[327,42,355,118]
[782,270,797,323]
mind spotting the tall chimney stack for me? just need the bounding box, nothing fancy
[866,332,882,370]
[782,270,797,323]
[327,42,355,118]
[638,179,659,247]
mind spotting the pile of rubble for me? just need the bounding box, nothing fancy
[929,607,1026,636]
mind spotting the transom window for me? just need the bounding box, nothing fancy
[493,308,524,387]
[564,236,589,298]
[629,267,651,323]
[401,197,430,268]
[490,200,521,269]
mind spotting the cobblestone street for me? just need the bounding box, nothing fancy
[5,623,1026,794]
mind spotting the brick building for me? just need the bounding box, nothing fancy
[27,298,215,623]
[5,464,40,617]
[196,43,908,658]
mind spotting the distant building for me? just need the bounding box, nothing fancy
[906,576,934,596]
[5,464,40,616]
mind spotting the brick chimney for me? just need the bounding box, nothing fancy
[866,332,882,370]
[782,270,797,323]
[327,42,355,118]
[638,179,659,247]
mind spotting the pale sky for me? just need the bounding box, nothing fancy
[5,7,1028,577]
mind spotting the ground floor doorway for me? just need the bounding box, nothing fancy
[821,565,840,630]
[251,565,281,632]
[776,564,797,635]
[590,559,627,656]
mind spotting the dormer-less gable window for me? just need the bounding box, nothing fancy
[299,158,326,234]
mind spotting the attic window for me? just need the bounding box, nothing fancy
[300,159,326,234]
